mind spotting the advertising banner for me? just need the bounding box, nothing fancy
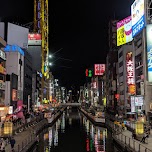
[7,23,29,49]
[28,33,41,45]
[117,16,133,46]
[126,52,135,85]
[131,0,145,37]
[146,24,152,82]
[94,64,105,76]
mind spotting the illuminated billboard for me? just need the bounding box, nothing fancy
[117,16,133,46]
[7,23,29,49]
[94,64,105,76]
[28,33,41,45]
[126,52,135,85]
[146,24,152,82]
[131,0,145,37]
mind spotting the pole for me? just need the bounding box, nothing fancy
[28,95,30,112]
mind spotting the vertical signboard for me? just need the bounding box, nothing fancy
[146,24,152,82]
[94,64,105,76]
[117,16,133,46]
[126,52,135,85]
[131,0,145,37]
[131,96,135,112]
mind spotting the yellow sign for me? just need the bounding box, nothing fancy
[4,122,13,135]
[0,64,6,75]
[129,84,136,95]
[135,121,144,135]
[50,95,52,102]
[117,16,133,46]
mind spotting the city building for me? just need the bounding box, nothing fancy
[106,51,118,115]
[23,50,32,107]
[0,37,6,105]
[28,33,49,103]
[117,44,133,118]
[0,36,7,122]
[32,71,42,108]
[4,47,24,110]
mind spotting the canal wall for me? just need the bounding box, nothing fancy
[26,107,66,152]
[79,108,137,152]
[79,108,106,127]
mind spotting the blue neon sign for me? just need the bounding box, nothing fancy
[4,45,24,56]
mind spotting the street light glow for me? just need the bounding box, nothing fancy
[49,54,53,58]
[49,62,53,66]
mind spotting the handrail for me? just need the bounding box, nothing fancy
[16,119,47,152]
[106,119,152,152]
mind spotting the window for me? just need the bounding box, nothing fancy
[119,51,123,58]
[119,72,123,77]
[119,61,123,67]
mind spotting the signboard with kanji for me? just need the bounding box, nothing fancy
[94,64,105,76]
[126,52,135,85]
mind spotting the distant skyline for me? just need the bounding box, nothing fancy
[0,0,134,89]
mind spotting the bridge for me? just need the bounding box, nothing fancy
[60,103,81,106]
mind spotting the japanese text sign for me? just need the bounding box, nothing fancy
[126,52,135,85]
[94,64,105,76]
[146,24,152,82]
[131,0,145,37]
[117,16,133,46]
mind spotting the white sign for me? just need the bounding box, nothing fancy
[131,0,145,37]
[131,96,135,112]
[0,81,5,90]
[8,106,13,114]
[0,49,6,60]
[135,96,143,106]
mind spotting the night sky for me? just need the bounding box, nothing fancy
[0,0,134,89]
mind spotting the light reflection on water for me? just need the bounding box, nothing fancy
[36,108,116,152]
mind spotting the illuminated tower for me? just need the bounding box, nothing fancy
[34,0,49,100]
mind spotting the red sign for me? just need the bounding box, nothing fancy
[115,94,120,100]
[28,34,41,40]
[126,52,135,85]
[12,89,18,101]
[94,64,105,76]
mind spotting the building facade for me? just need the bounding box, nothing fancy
[23,50,32,106]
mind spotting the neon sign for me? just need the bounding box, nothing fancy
[4,45,24,56]
[126,52,135,85]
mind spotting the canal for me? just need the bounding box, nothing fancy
[33,107,119,152]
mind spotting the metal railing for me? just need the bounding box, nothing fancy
[16,119,48,152]
[114,133,152,152]
[106,119,152,152]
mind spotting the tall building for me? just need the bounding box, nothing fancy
[117,44,133,117]
[106,51,118,115]
[5,48,24,110]
[0,37,6,105]
[23,50,32,106]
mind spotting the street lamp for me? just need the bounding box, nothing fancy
[49,62,53,66]
[49,54,53,58]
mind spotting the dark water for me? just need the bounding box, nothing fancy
[35,107,117,152]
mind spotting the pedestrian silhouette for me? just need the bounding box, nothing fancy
[10,137,16,151]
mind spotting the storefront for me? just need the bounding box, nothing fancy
[129,96,144,121]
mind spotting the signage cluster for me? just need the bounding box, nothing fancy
[116,0,145,46]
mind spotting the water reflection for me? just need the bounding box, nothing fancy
[36,107,115,152]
